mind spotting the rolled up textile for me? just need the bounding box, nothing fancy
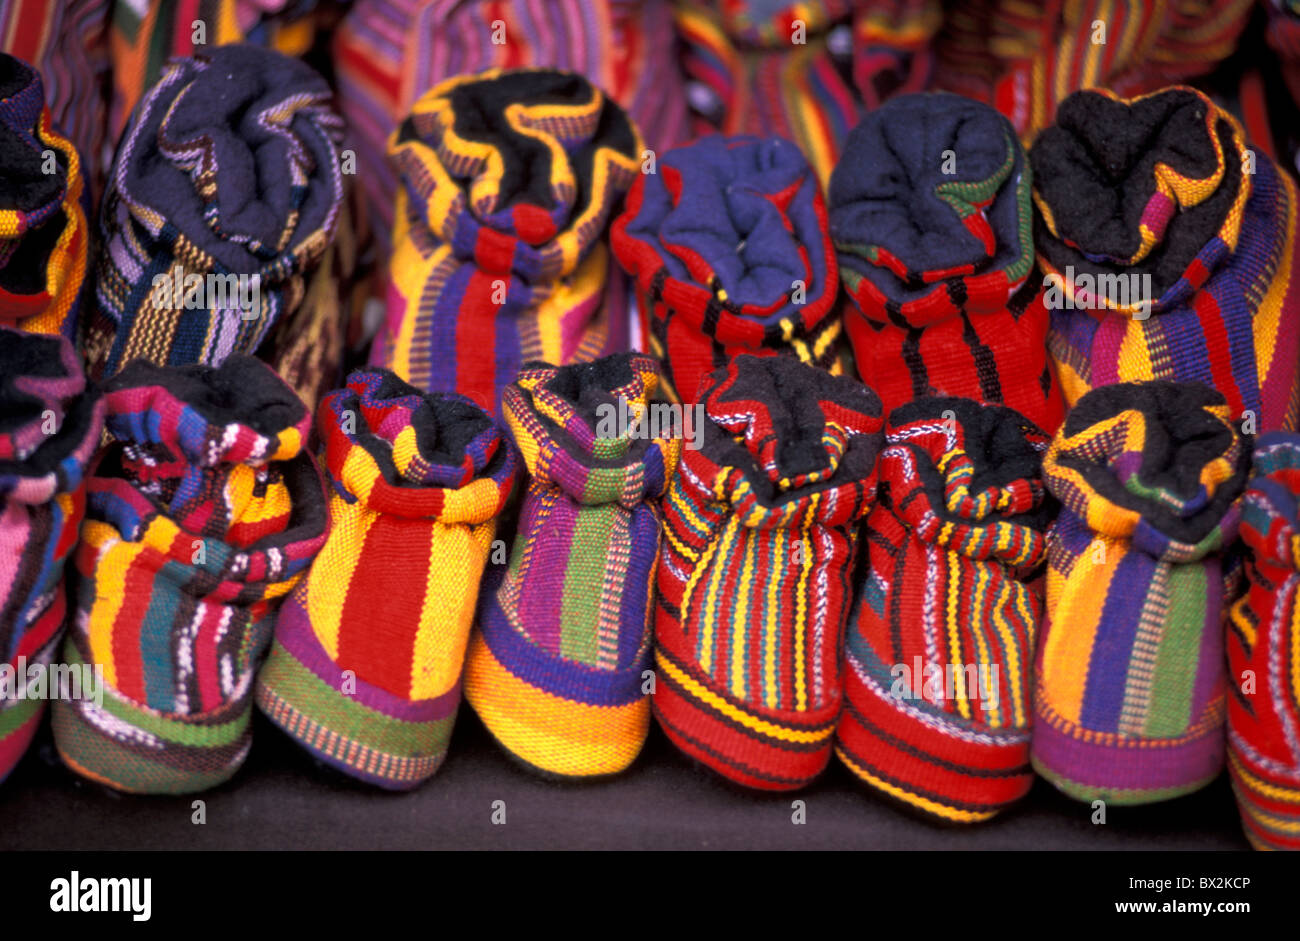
[838,397,1052,823]
[1227,431,1300,850]
[673,0,858,190]
[612,134,842,405]
[1033,87,1300,432]
[829,92,1063,434]
[52,354,328,794]
[851,0,942,111]
[84,43,345,382]
[465,354,680,778]
[0,53,90,340]
[653,355,884,790]
[1034,380,1246,804]
[333,0,687,262]
[0,327,103,783]
[371,68,642,417]
[256,369,517,789]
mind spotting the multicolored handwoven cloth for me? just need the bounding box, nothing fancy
[465,354,681,778]
[51,354,329,794]
[829,92,1063,434]
[611,134,842,405]
[932,0,1254,140]
[256,369,517,789]
[838,397,1052,823]
[851,1,942,111]
[1226,431,1300,850]
[1034,380,1247,804]
[370,68,642,417]
[0,327,103,783]
[0,53,90,340]
[653,355,884,790]
[1032,87,1300,433]
[84,43,345,381]
[333,0,687,260]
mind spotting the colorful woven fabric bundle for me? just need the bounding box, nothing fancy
[673,0,858,189]
[0,0,111,200]
[851,0,942,111]
[931,0,1253,140]
[0,328,103,783]
[256,369,517,789]
[829,92,1063,434]
[84,43,345,381]
[653,355,884,790]
[333,0,687,259]
[0,53,90,340]
[371,68,642,417]
[51,354,328,794]
[611,134,842,405]
[1034,380,1247,804]
[465,354,680,778]
[1033,87,1300,432]
[838,397,1052,823]
[1226,432,1300,850]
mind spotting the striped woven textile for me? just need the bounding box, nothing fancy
[0,53,90,341]
[653,355,884,790]
[673,0,858,190]
[932,0,1254,141]
[334,0,687,261]
[370,68,642,417]
[829,92,1063,434]
[256,369,518,789]
[51,354,328,794]
[465,354,681,778]
[852,0,941,110]
[838,397,1052,823]
[108,0,329,148]
[1033,87,1300,433]
[1034,380,1247,804]
[611,134,842,405]
[84,43,345,382]
[1227,431,1300,850]
[0,0,111,200]
[1267,0,1300,111]
[0,328,103,783]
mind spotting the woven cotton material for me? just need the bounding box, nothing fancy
[829,92,1063,433]
[1034,381,1247,804]
[653,355,884,790]
[1227,432,1300,850]
[465,354,680,778]
[0,53,90,340]
[851,1,942,111]
[84,43,345,381]
[256,369,517,789]
[612,134,842,405]
[932,0,1254,140]
[1032,87,1300,432]
[0,328,102,783]
[334,0,687,260]
[51,354,328,794]
[370,68,642,418]
[838,397,1052,822]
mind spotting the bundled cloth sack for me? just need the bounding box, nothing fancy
[1034,381,1247,804]
[84,44,345,381]
[465,354,680,778]
[0,328,102,782]
[829,92,1063,434]
[256,369,517,789]
[612,134,842,405]
[653,355,884,790]
[0,52,90,340]
[333,0,687,259]
[371,68,641,418]
[1226,431,1300,850]
[838,397,1052,823]
[1032,87,1300,432]
[52,355,328,794]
